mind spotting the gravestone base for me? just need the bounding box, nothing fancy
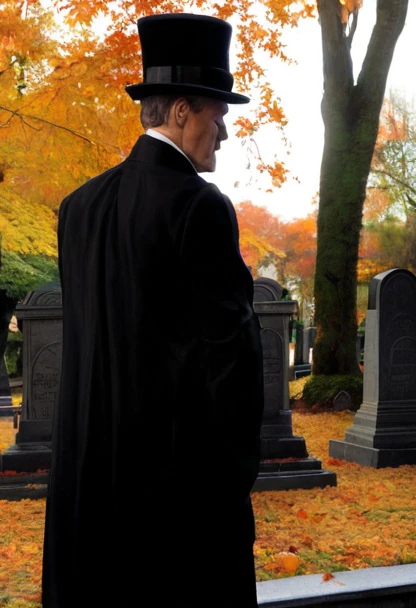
[0,468,49,500]
[329,439,416,468]
[261,411,309,459]
[253,458,337,491]
[261,435,308,459]
[0,396,14,416]
[15,419,52,443]
[2,443,51,473]
[294,363,311,379]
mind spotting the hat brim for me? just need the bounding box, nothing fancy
[125,82,250,104]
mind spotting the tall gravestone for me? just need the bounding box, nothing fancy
[294,325,304,365]
[329,268,416,467]
[302,327,316,364]
[252,278,336,491]
[2,289,62,472]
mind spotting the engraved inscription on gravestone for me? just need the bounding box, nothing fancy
[261,328,283,422]
[379,271,416,402]
[387,336,416,400]
[31,341,62,420]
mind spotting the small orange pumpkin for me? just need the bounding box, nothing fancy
[276,551,301,574]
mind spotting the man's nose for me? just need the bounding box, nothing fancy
[219,124,228,142]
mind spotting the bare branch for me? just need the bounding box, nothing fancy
[0,105,120,150]
[372,167,416,198]
[346,10,359,48]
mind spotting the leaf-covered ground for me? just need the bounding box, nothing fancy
[0,406,416,606]
[254,408,416,580]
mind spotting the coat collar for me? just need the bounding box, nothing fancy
[126,134,198,175]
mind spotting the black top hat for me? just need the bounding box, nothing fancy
[125,13,250,104]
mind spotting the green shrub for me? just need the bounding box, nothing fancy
[302,374,363,411]
[4,331,23,378]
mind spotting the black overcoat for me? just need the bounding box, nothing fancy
[42,135,264,608]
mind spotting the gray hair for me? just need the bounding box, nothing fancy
[140,95,206,129]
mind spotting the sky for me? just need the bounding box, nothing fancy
[211,1,416,222]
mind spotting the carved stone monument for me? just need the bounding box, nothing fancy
[256,301,306,459]
[2,289,62,472]
[329,268,416,467]
[252,278,336,490]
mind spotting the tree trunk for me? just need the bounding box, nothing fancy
[313,0,408,375]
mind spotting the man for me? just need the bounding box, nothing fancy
[42,13,264,608]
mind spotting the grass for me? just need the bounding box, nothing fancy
[1,389,416,606]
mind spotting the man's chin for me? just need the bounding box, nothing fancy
[197,160,216,173]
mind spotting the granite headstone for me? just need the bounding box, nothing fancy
[2,289,62,472]
[329,268,416,467]
[252,278,336,491]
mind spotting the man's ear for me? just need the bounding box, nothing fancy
[172,98,190,127]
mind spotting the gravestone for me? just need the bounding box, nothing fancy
[302,326,316,364]
[2,289,62,472]
[0,356,13,415]
[255,300,305,459]
[253,277,288,302]
[252,279,336,491]
[290,326,315,379]
[294,325,304,365]
[329,268,416,467]
[333,390,352,412]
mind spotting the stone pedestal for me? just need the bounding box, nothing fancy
[2,289,61,472]
[253,299,336,491]
[330,268,416,468]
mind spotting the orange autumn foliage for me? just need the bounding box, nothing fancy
[235,202,317,306]
[339,0,363,24]
[277,214,317,282]
[0,1,319,289]
[357,227,385,284]
[235,201,285,275]
[0,0,317,216]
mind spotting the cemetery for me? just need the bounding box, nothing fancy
[1,0,415,604]
[1,271,416,606]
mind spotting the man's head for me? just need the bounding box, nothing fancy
[141,95,228,173]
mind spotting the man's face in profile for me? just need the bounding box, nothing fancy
[182,99,229,173]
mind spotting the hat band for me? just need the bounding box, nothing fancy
[145,65,234,92]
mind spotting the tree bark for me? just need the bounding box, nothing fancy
[313,0,408,375]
